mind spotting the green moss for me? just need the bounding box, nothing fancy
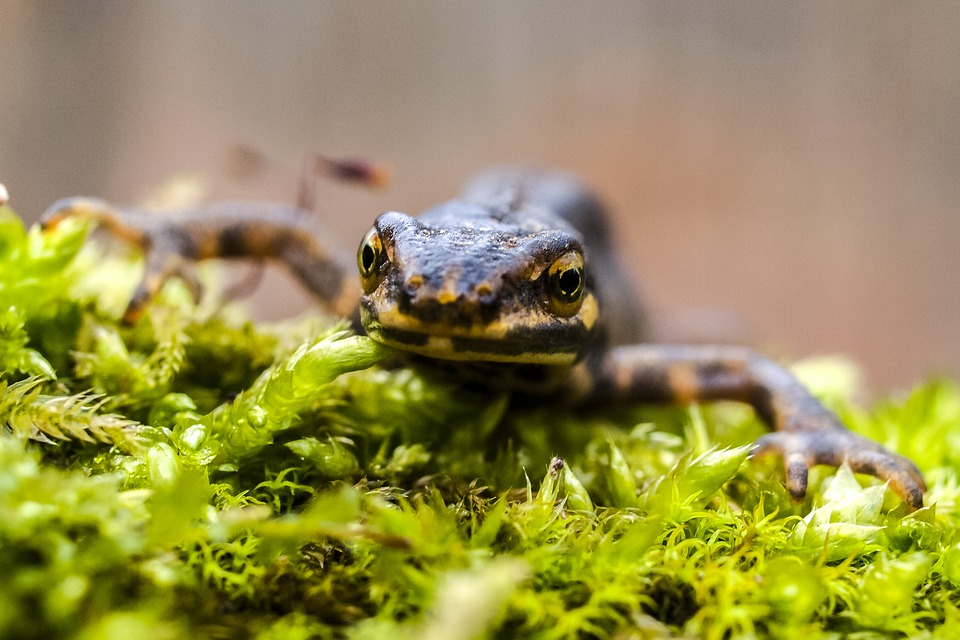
[1,201,960,639]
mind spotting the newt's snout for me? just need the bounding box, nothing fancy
[397,275,503,326]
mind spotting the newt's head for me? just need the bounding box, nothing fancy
[356,202,599,365]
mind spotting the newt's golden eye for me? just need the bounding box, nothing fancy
[358,229,384,290]
[547,251,585,315]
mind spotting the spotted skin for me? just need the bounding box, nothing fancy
[40,168,925,509]
[573,344,924,508]
[40,198,358,324]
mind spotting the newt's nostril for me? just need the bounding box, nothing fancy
[475,281,496,305]
[403,275,424,297]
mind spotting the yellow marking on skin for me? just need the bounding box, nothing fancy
[122,305,144,325]
[196,233,222,259]
[406,274,424,291]
[437,268,461,305]
[668,363,700,404]
[237,222,277,256]
[417,348,577,366]
[579,294,599,331]
[100,212,147,245]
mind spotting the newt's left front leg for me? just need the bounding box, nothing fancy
[39,155,385,325]
[40,198,360,325]
[572,344,925,509]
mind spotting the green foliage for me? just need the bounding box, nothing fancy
[0,377,144,452]
[0,202,87,379]
[2,203,960,639]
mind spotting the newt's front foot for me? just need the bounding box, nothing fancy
[752,429,926,510]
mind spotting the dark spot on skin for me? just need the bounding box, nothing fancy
[217,224,249,258]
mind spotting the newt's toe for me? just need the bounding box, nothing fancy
[784,453,809,502]
[752,430,925,510]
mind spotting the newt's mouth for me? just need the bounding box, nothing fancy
[360,305,587,365]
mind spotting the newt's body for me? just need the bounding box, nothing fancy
[41,168,925,508]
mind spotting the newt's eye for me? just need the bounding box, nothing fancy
[547,251,585,315]
[358,229,384,289]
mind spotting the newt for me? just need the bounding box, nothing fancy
[41,164,925,508]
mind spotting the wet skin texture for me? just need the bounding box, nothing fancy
[41,169,926,509]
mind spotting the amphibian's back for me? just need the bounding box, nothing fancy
[459,168,648,346]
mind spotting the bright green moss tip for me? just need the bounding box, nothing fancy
[2,205,960,639]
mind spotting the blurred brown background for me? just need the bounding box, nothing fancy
[1,2,957,391]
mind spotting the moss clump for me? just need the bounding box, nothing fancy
[2,200,960,639]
